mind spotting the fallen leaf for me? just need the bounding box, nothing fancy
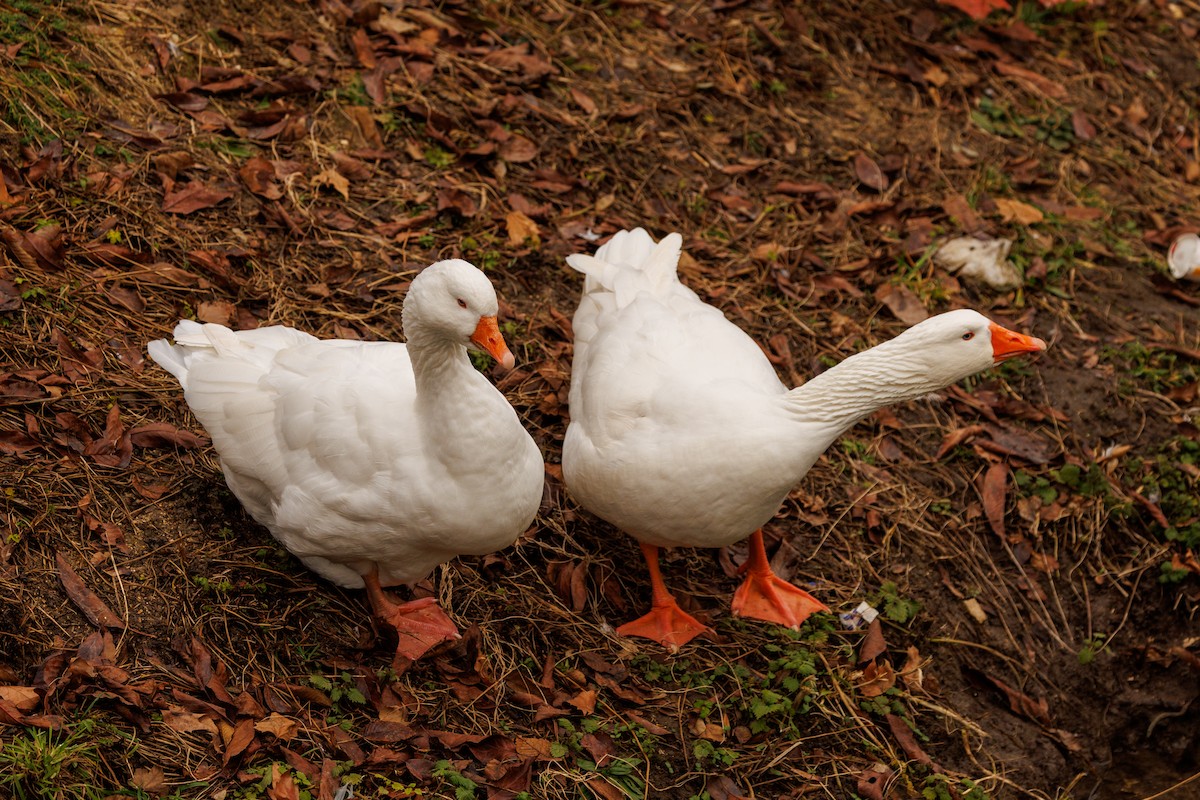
[55,552,125,629]
[963,597,989,623]
[982,461,1008,539]
[131,766,169,797]
[129,423,208,450]
[255,713,299,740]
[161,706,220,735]
[505,210,540,247]
[311,167,349,200]
[854,152,888,191]
[568,689,597,715]
[0,687,39,714]
[222,717,257,765]
[875,283,928,325]
[962,666,1052,726]
[886,713,938,768]
[994,197,1044,225]
[499,135,538,163]
[570,87,597,115]
[937,0,1009,21]
[1071,109,1097,141]
[162,181,234,214]
[197,300,236,326]
[857,660,896,697]
[858,617,887,664]
[855,763,893,800]
[240,157,284,200]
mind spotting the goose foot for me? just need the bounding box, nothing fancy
[364,569,460,661]
[617,601,709,652]
[731,529,827,628]
[732,572,827,628]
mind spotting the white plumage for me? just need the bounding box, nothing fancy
[149,259,544,659]
[562,229,1046,648]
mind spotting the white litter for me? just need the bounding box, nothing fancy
[934,236,1021,291]
[1168,232,1200,281]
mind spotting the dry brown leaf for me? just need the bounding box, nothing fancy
[223,718,257,765]
[255,713,300,740]
[197,300,236,326]
[240,157,284,200]
[505,210,540,247]
[570,87,597,115]
[312,167,350,200]
[854,152,888,191]
[131,766,169,797]
[129,422,208,450]
[1071,109,1097,141]
[499,135,538,163]
[161,706,220,735]
[857,660,895,697]
[162,181,234,215]
[875,283,928,325]
[886,713,937,767]
[55,552,125,629]
[994,198,1044,225]
[568,689,597,715]
[858,617,887,663]
[0,687,39,714]
[982,462,1008,539]
[855,764,893,800]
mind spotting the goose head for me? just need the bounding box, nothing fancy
[884,309,1046,387]
[404,259,515,369]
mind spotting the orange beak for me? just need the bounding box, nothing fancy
[470,315,515,370]
[989,322,1047,363]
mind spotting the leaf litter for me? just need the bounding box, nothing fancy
[0,0,1198,798]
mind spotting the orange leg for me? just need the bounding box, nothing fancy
[363,567,460,662]
[616,543,709,651]
[731,530,827,628]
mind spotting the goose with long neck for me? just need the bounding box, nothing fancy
[148,259,544,663]
[562,229,1046,650]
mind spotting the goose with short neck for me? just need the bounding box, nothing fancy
[562,229,1046,650]
[148,258,544,664]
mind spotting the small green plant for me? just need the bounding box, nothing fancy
[922,774,991,800]
[692,738,737,767]
[1078,633,1106,665]
[431,760,479,800]
[0,718,125,800]
[873,581,920,625]
[424,145,456,168]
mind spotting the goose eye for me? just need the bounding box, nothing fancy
[962,332,975,341]
[456,298,468,309]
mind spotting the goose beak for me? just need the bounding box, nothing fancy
[989,322,1047,363]
[471,315,515,370]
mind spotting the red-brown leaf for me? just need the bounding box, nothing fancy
[1071,108,1097,141]
[937,0,1009,21]
[223,717,257,764]
[499,135,538,163]
[886,713,937,767]
[162,181,235,214]
[982,461,1008,539]
[875,283,928,325]
[129,423,208,450]
[854,152,888,191]
[55,552,126,629]
[858,617,887,664]
[240,157,284,199]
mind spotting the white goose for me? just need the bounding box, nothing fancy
[149,260,544,662]
[563,229,1046,650]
